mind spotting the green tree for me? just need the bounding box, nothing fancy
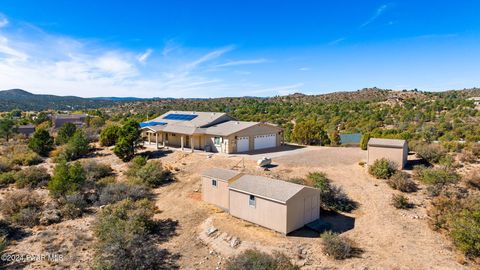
[33,112,50,125]
[291,119,329,145]
[48,160,86,197]
[10,109,22,118]
[0,119,17,142]
[56,122,77,145]
[114,120,140,162]
[99,125,120,147]
[28,129,54,156]
[360,133,370,150]
[328,130,341,146]
[61,130,90,161]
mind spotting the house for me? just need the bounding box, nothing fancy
[367,138,408,169]
[201,168,321,234]
[53,114,87,129]
[141,111,283,153]
[468,97,480,106]
[17,124,36,136]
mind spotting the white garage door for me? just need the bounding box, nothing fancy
[236,136,249,152]
[254,134,276,150]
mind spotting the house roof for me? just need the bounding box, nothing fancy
[229,175,316,203]
[202,168,242,182]
[368,138,407,148]
[148,111,229,128]
[54,114,87,120]
[204,121,259,136]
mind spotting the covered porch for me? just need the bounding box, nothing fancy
[142,129,206,153]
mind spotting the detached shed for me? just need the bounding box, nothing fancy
[367,138,408,169]
[228,175,320,234]
[201,168,242,210]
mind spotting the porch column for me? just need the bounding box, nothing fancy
[181,135,184,151]
[148,132,151,145]
[155,133,158,149]
[162,133,165,147]
[190,136,194,153]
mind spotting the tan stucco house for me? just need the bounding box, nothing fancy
[201,168,321,234]
[141,111,283,153]
[367,138,408,169]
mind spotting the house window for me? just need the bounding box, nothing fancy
[214,137,222,145]
[211,179,217,188]
[249,195,256,207]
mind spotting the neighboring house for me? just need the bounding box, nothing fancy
[367,138,408,169]
[17,124,36,136]
[53,114,87,129]
[468,97,480,106]
[141,111,283,153]
[201,168,321,234]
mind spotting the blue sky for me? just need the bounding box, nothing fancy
[0,1,479,98]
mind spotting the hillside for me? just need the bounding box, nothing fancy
[0,89,121,111]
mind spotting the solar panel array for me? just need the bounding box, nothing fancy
[163,114,198,121]
[140,121,167,128]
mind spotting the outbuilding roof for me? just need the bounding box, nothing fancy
[202,168,242,182]
[229,175,315,203]
[368,138,407,148]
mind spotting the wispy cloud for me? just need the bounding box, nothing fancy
[185,46,234,69]
[360,4,390,28]
[216,58,267,67]
[299,67,310,71]
[328,37,346,45]
[137,48,153,63]
[0,14,8,28]
[162,39,180,56]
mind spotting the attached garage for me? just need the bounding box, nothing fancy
[236,136,250,152]
[254,134,277,150]
[367,138,408,169]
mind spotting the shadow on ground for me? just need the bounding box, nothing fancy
[289,210,356,238]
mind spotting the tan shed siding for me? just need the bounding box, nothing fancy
[228,123,283,153]
[367,146,407,169]
[286,188,321,233]
[229,190,287,234]
[201,176,230,210]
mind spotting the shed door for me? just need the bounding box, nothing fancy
[254,134,276,150]
[304,196,317,223]
[236,136,249,152]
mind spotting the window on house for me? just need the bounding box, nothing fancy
[211,179,217,187]
[249,195,256,207]
[214,137,222,145]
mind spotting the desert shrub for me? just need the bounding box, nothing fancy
[59,130,90,161]
[93,199,162,270]
[391,194,413,209]
[471,144,480,158]
[0,234,7,257]
[289,178,307,185]
[125,156,147,177]
[99,125,120,147]
[0,158,12,173]
[307,172,356,212]
[48,161,86,197]
[82,161,113,182]
[135,161,171,187]
[3,145,42,166]
[360,133,370,150]
[425,183,445,197]
[459,150,477,164]
[368,158,396,179]
[14,166,50,189]
[413,166,459,185]
[450,205,480,258]
[0,172,16,187]
[428,194,464,230]
[0,190,43,227]
[96,176,116,187]
[56,122,77,145]
[225,249,299,270]
[98,183,151,205]
[465,170,480,189]
[60,193,89,219]
[387,171,417,193]
[321,231,354,260]
[415,143,447,164]
[28,128,54,157]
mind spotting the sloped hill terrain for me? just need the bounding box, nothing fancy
[0,89,120,111]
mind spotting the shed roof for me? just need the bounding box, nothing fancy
[229,175,315,203]
[202,168,242,182]
[368,138,407,148]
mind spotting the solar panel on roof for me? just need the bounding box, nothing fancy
[140,121,167,128]
[163,114,198,121]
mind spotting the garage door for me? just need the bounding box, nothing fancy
[254,134,276,150]
[236,136,249,152]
